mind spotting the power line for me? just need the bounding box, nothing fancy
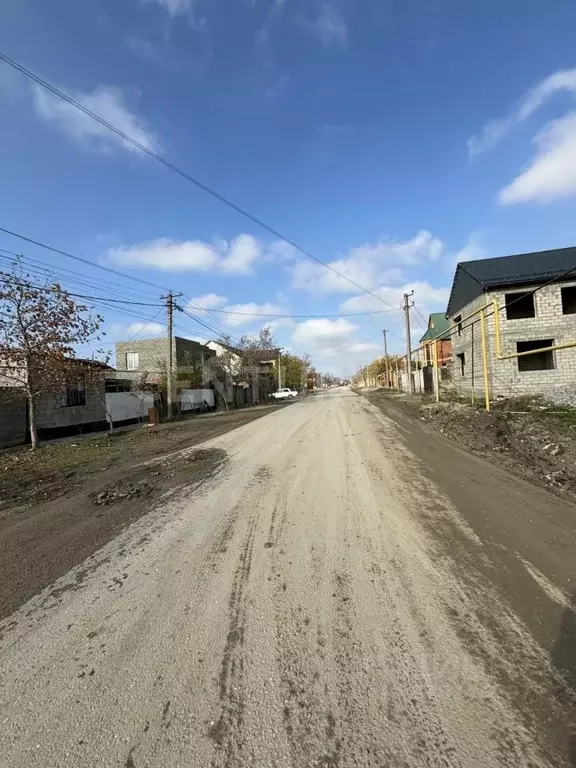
[0,248,159,299]
[0,52,399,311]
[179,306,244,345]
[122,307,165,342]
[0,274,164,306]
[204,307,401,318]
[312,333,382,357]
[411,303,428,328]
[0,228,241,336]
[0,230,337,340]
[0,226,170,292]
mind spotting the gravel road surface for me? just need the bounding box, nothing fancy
[1,389,575,767]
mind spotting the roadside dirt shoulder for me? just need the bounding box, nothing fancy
[0,405,288,621]
[358,388,576,503]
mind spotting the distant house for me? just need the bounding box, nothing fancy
[205,340,280,403]
[419,313,452,365]
[418,313,453,394]
[205,340,243,377]
[446,246,576,398]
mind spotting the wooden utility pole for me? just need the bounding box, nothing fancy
[403,291,414,393]
[382,329,390,388]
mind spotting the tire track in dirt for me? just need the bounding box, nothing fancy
[353,397,562,766]
[208,509,260,766]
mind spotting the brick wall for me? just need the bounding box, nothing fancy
[449,281,576,398]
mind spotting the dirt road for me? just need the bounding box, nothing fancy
[1,389,575,767]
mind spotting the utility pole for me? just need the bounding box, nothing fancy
[403,291,414,394]
[382,329,390,388]
[165,292,175,420]
[163,291,184,420]
[277,349,282,389]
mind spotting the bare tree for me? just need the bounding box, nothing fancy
[0,260,102,449]
[131,370,157,425]
[81,350,115,435]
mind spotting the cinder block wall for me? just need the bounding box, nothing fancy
[449,281,576,398]
[115,337,170,382]
[35,387,107,429]
[114,337,215,384]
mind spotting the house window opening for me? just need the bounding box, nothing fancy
[66,378,86,407]
[457,353,465,376]
[561,286,576,314]
[516,339,554,372]
[505,292,535,320]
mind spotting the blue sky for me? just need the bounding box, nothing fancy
[1,0,576,375]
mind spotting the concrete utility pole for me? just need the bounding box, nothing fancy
[382,329,390,388]
[166,292,175,420]
[277,349,282,389]
[163,291,184,420]
[403,292,414,394]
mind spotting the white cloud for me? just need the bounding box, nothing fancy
[292,231,443,294]
[32,84,160,154]
[306,3,348,47]
[187,293,228,314]
[220,302,287,327]
[109,239,217,271]
[290,317,382,377]
[453,235,487,266]
[109,321,166,340]
[220,234,261,274]
[339,281,449,316]
[108,234,281,274]
[267,316,296,334]
[292,317,358,350]
[468,68,576,157]
[125,321,166,337]
[499,113,576,204]
[128,36,163,64]
[141,0,193,17]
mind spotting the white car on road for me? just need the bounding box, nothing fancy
[270,388,298,400]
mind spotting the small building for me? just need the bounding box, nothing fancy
[0,358,159,447]
[115,336,215,388]
[418,313,453,393]
[446,246,576,399]
[0,359,115,446]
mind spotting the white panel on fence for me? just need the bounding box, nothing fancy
[105,392,154,423]
[180,389,215,411]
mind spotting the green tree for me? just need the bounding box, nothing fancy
[280,353,311,390]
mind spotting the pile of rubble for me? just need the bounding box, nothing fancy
[544,384,576,408]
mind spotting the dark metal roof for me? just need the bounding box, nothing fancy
[447,246,576,317]
[460,246,576,287]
